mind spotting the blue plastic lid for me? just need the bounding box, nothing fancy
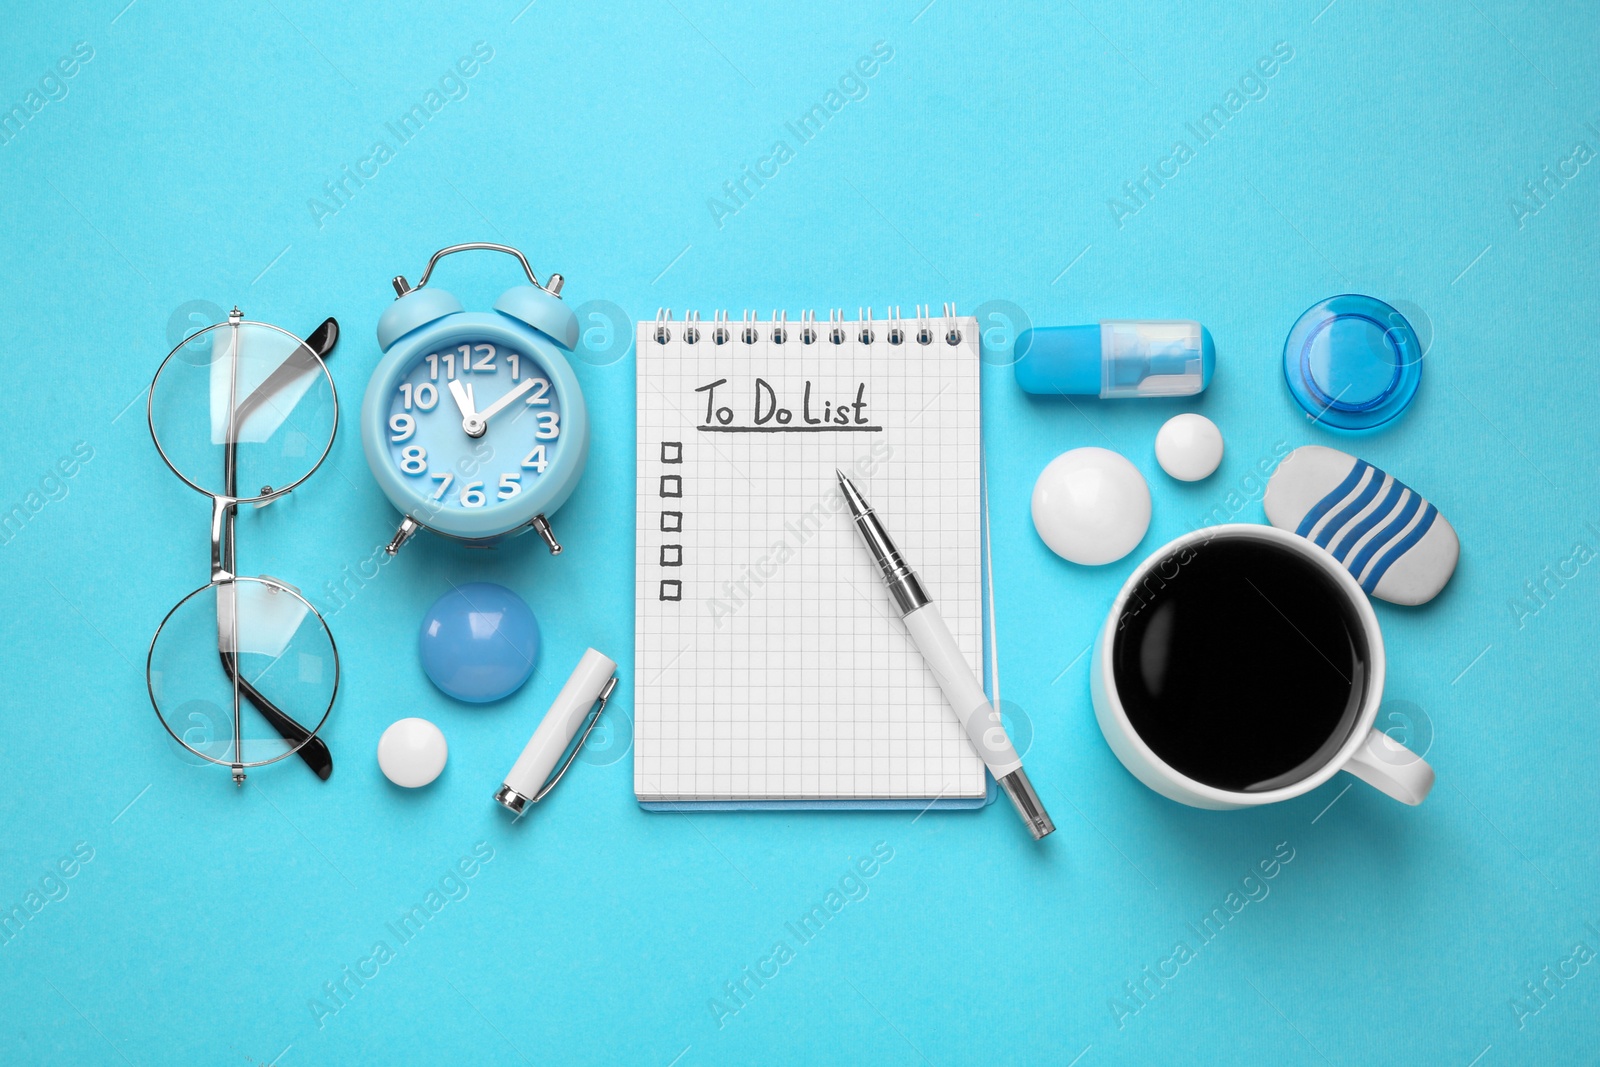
[1282,294,1421,430]
[1014,325,1102,394]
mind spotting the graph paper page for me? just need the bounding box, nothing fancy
[634,317,986,801]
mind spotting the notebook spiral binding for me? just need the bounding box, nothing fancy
[650,303,965,347]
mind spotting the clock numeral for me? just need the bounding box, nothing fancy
[521,445,548,473]
[429,471,454,500]
[389,413,415,442]
[426,352,457,379]
[507,352,520,379]
[400,383,437,413]
[403,382,438,410]
[523,378,551,406]
[459,480,487,508]
[498,472,522,499]
[406,382,438,412]
[472,344,496,373]
[399,445,427,475]
[534,410,561,439]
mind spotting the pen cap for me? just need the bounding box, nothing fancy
[1014,320,1214,398]
[501,648,617,804]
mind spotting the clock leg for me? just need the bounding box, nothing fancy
[385,515,422,556]
[530,514,562,555]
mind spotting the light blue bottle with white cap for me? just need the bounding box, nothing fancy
[1014,320,1215,398]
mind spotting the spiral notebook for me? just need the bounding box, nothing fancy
[633,308,994,808]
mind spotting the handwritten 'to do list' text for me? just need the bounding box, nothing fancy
[693,378,881,433]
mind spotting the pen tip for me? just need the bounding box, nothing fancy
[836,471,868,517]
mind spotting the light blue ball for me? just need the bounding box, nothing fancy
[418,583,540,703]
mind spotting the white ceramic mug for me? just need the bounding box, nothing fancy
[1090,524,1434,810]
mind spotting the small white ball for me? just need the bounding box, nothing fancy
[1155,413,1224,482]
[1031,447,1151,565]
[377,718,448,788]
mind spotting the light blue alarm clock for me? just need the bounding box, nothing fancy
[361,244,588,555]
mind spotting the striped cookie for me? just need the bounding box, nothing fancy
[1263,446,1459,606]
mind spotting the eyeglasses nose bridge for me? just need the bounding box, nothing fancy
[210,495,235,583]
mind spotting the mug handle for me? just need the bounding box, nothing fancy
[1343,727,1435,805]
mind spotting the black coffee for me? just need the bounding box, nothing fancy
[1112,536,1368,793]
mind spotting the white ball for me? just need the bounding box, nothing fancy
[1155,413,1224,482]
[377,718,448,788]
[1031,447,1151,565]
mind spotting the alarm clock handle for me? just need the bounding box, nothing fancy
[392,242,561,298]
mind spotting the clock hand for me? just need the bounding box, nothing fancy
[448,379,485,437]
[471,377,539,430]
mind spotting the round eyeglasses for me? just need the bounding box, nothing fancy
[146,309,341,784]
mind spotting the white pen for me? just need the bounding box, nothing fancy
[495,648,618,815]
[837,471,1055,840]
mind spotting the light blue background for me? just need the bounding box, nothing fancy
[1,1,1597,1064]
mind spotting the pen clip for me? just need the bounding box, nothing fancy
[532,675,618,803]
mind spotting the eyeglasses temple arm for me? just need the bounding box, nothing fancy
[304,317,338,361]
[218,649,334,781]
[230,318,341,468]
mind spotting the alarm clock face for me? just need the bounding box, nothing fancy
[383,336,565,520]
